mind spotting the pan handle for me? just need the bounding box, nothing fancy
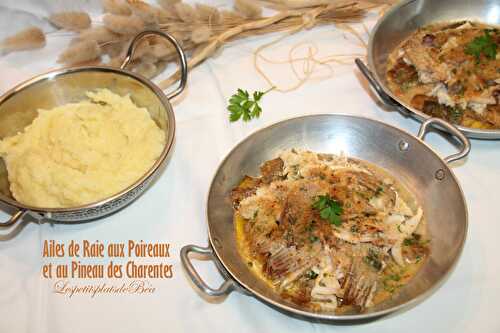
[0,208,27,227]
[120,30,188,100]
[417,118,471,164]
[180,244,237,298]
[355,58,411,117]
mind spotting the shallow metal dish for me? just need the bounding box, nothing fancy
[181,114,470,322]
[356,0,500,139]
[0,30,187,225]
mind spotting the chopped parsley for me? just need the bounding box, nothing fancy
[363,248,383,271]
[305,270,319,280]
[383,278,402,293]
[465,30,498,64]
[387,273,401,282]
[312,194,343,226]
[382,270,405,293]
[403,233,430,247]
[449,107,464,124]
[403,236,418,246]
[305,220,316,232]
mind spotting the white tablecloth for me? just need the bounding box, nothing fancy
[1,1,499,332]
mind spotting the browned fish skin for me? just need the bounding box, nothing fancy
[230,176,262,208]
[260,157,284,184]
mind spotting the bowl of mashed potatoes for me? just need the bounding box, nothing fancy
[0,30,187,225]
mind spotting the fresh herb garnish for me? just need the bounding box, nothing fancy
[305,270,319,280]
[403,233,422,246]
[382,271,404,293]
[465,30,498,64]
[383,279,401,293]
[363,248,383,271]
[387,273,401,282]
[305,220,316,232]
[383,284,397,293]
[228,88,273,122]
[312,194,343,226]
[403,233,430,247]
[403,237,417,246]
[400,78,417,92]
[309,235,319,243]
[449,107,464,124]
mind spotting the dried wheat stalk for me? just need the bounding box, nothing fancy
[1,0,394,83]
[157,2,367,89]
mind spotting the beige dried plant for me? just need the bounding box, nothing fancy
[103,14,146,35]
[0,27,46,54]
[48,11,91,31]
[58,39,101,65]
[103,0,132,15]
[234,0,262,19]
[1,0,395,81]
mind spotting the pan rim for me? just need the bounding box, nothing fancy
[205,113,468,321]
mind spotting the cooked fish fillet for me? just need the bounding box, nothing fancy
[233,149,430,313]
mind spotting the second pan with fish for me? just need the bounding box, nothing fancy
[181,114,470,322]
[355,0,500,139]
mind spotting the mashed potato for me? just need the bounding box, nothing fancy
[0,89,165,208]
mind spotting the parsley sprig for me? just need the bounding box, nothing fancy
[363,248,383,271]
[312,194,343,226]
[228,87,273,122]
[465,29,498,64]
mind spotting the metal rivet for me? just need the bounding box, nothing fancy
[435,169,445,180]
[398,140,409,151]
[213,237,222,248]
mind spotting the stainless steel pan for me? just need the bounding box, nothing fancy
[0,30,187,225]
[181,114,470,322]
[356,0,500,139]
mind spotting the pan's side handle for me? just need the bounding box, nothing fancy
[417,118,471,164]
[355,58,411,117]
[0,209,27,227]
[180,244,237,298]
[121,30,188,100]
